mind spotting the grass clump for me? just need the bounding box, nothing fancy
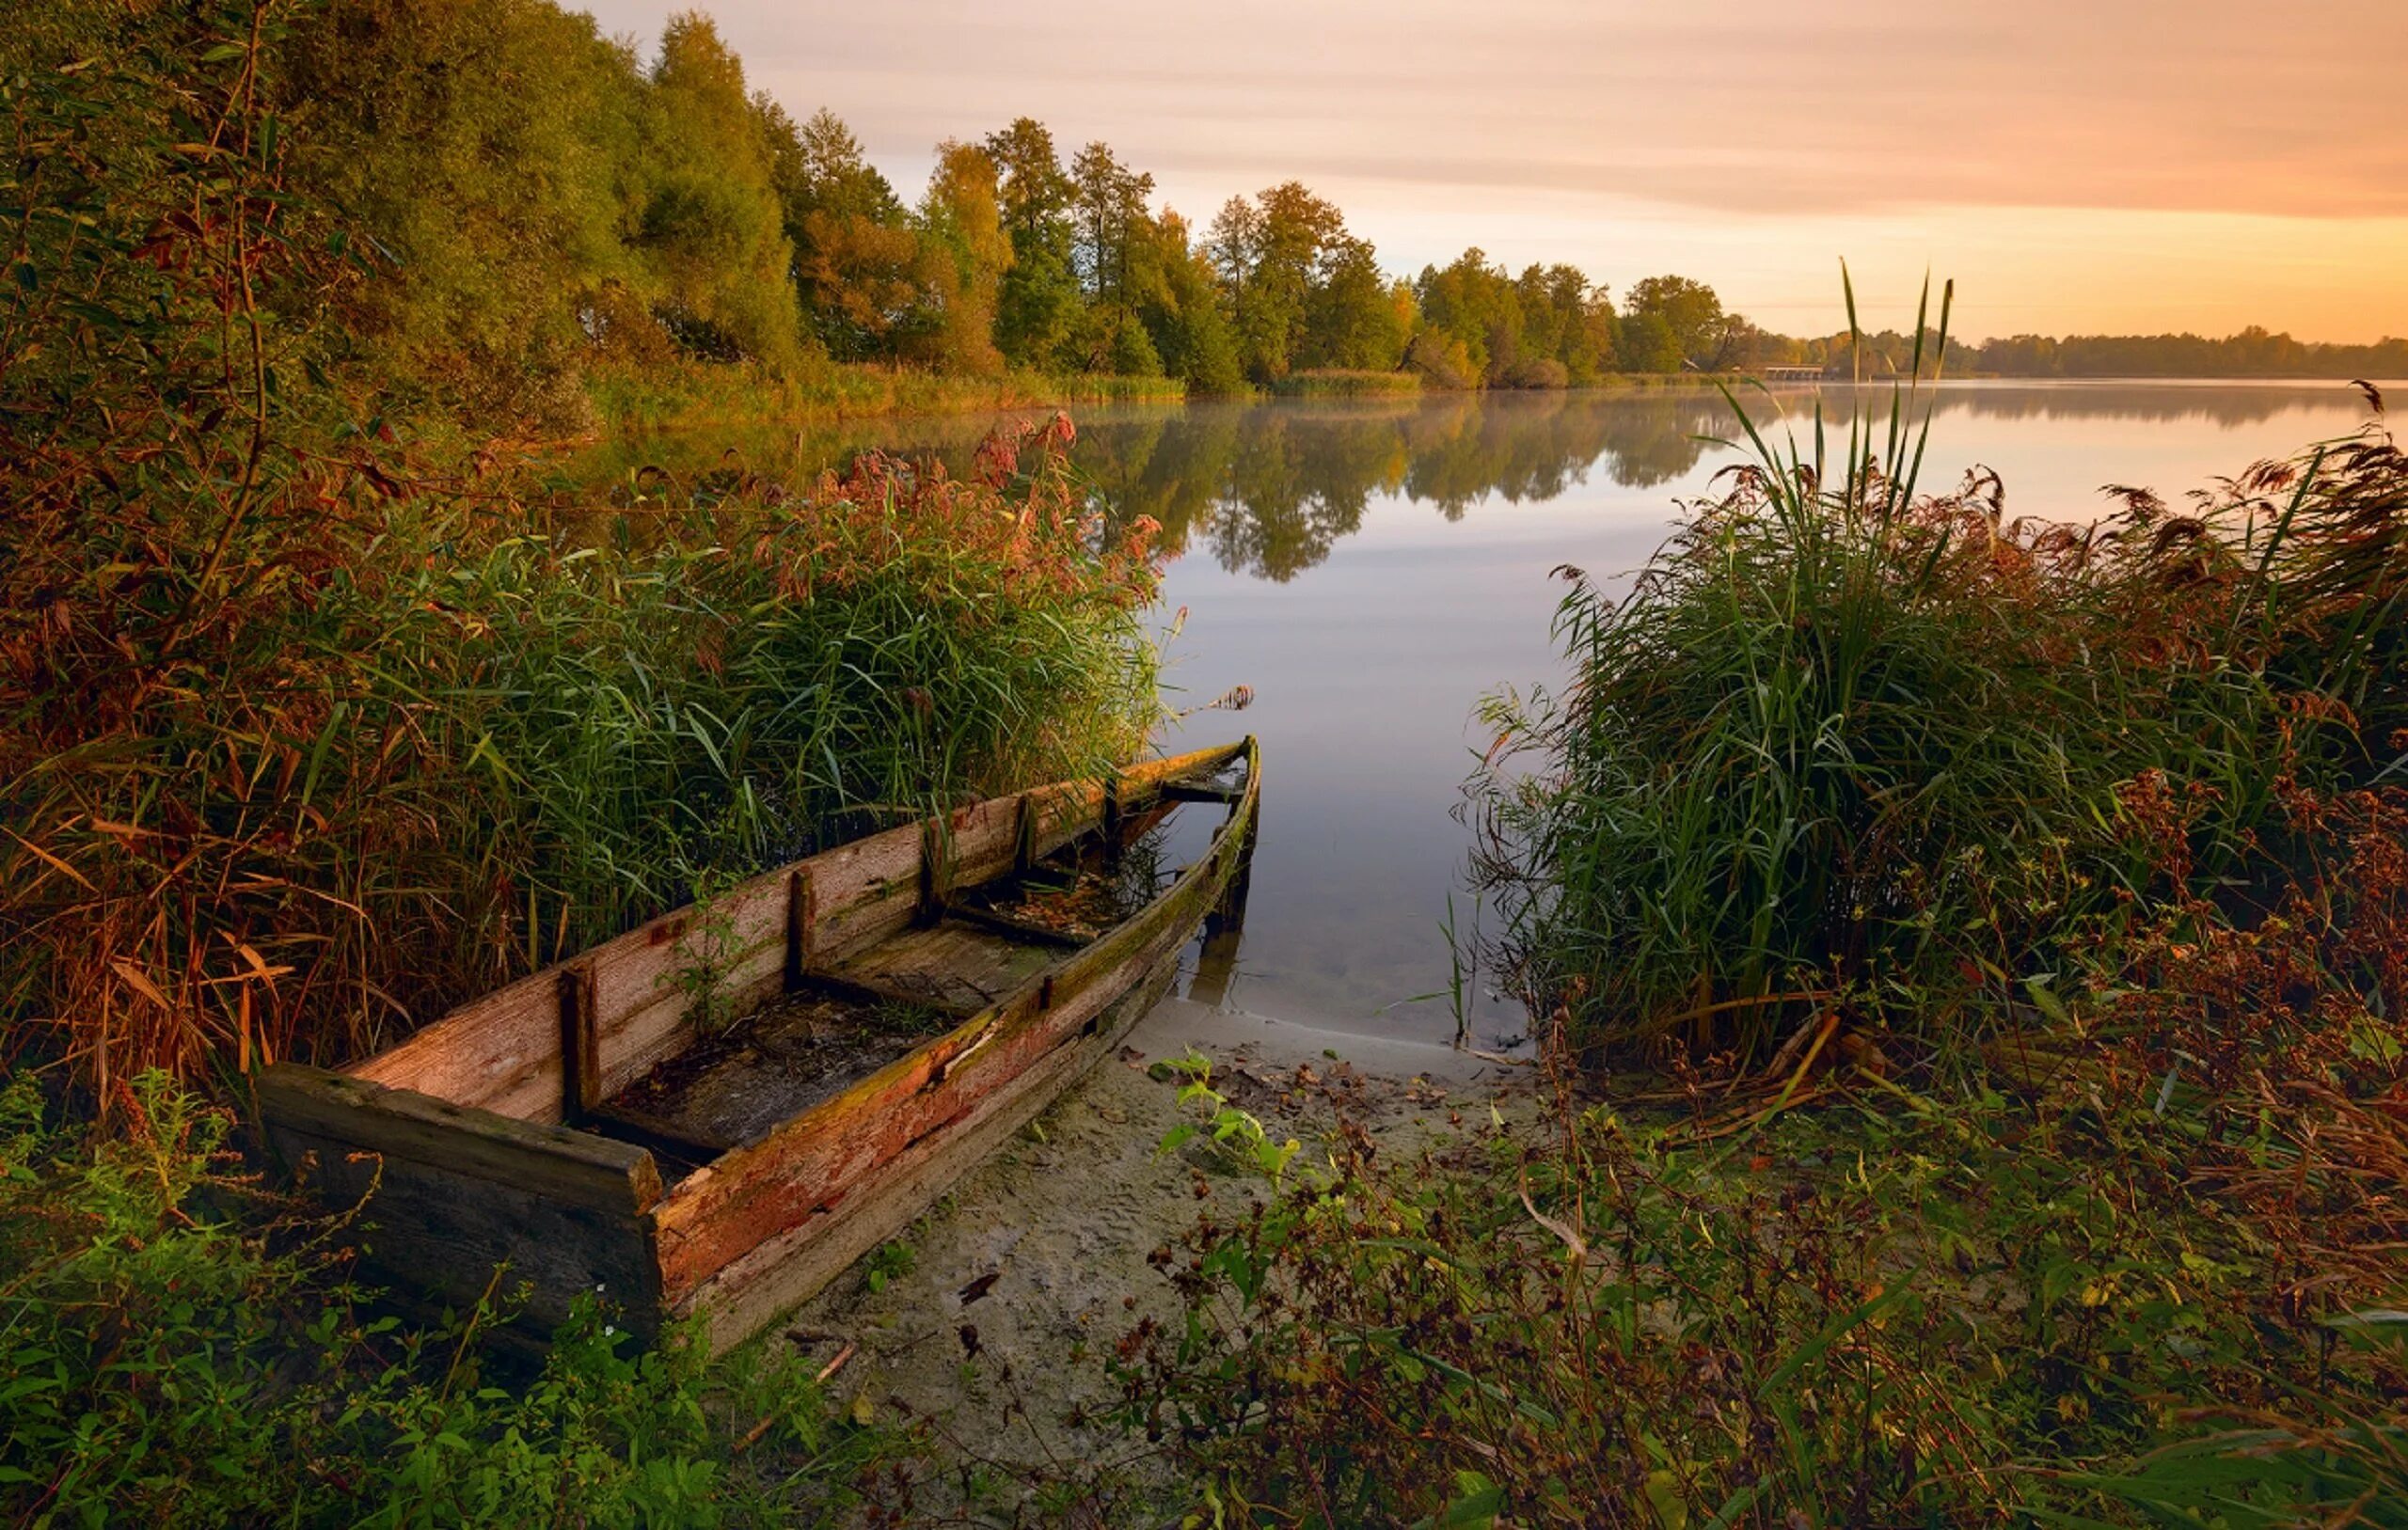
[0,1073,890,1525]
[1468,290,2405,1062]
[1266,370,1423,399]
[0,24,1162,1102]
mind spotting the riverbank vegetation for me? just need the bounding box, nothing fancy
[0,12,1159,1520]
[0,1075,901,1523]
[0,2,1158,1108]
[1115,332,2408,1521]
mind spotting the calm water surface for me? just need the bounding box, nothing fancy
[608,381,2389,1047]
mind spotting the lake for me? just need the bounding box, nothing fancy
[594,380,2390,1049]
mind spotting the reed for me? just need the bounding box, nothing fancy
[1265,369,1423,399]
[0,36,1161,1105]
[1467,278,2408,1063]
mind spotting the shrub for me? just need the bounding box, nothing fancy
[1116,788,2408,1523]
[1499,356,1571,389]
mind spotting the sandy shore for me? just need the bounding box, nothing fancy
[776,993,1532,1521]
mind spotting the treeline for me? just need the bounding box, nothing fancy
[0,0,1825,432]
[1768,327,2408,380]
[16,1,2394,442]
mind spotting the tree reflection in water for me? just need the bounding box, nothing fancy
[572,383,2355,583]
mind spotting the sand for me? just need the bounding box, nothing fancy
[775,994,1533,1522]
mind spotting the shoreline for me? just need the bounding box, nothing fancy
[777,984,1537,1517]
[577,367,2400,448]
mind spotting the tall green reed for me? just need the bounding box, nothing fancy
[1466,274,2404,1063]
[0,27,1162,1104]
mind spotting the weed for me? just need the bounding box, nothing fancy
[1153,1048,1301,1183]
[865,1238,918,1296]
[1466,294,2405,1065]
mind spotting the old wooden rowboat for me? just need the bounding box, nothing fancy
[258,737,1259,1352]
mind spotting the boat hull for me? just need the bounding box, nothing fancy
[257,739,1258,1352]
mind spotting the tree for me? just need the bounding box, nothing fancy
[983,118,1081,371]
[1301,236,1411,371]
[277,0,648,419]
[637,13,803,371]
[1617,310,1682,373]
[1415,249,1524,385]
[1210,182,1345,381]
[1069,142,1158,371]
[1515,264,1616,385]
[756,105,914,359]
[914,139,1012,373]
[1624,275,1729,371]
[1137,212,1245,394]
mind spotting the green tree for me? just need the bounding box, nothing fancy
[1211,182,1345,381]
[636,13,803,372]
[761,105,923,360]
[1617,310,1683,373]
[915,139,1013,374]
[1070,141,1160,372]
[1301,236,1411,371]
[984,118,1081,371]
[1139,213,1246,394]
[1415,249,1524,385]
[277,0,646,422]
[1624,274,1730,371]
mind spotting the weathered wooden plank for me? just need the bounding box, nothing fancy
[560,963,599,1118]
[268,1117,662,1338]
[1162,781,1243,805]
[945,902,1093,950]
[827,921,1055,1012]
[791,969,983,1020]
[651,774,1252,1302]
[589,875,789,1101]
[259,1065,664,1211]
[353,965,567,1122]
[679,943,1184,1352]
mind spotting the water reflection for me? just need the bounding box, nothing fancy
[562,381,2381,1044]
[574,381,2373,585]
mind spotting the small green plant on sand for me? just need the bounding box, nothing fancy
[864,1238,918,1295]
[1153,1049,1300,1183]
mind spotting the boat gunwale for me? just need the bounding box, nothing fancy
[336,735,1252,1172]
[646,735,1259,1301]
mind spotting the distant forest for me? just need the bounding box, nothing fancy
[17,0,2398,434]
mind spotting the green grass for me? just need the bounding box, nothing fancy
[0,1073,895,1525]
[586,359,1186,434]
[1265,369,1423,399]
[1467,282,2406,1062]
[1119,754,2408,1526]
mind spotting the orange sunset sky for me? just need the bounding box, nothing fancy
[579,0,2408,343]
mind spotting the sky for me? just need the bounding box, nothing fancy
[581,0,2408,343]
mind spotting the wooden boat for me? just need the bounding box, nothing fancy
[258,738,1259,1352]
